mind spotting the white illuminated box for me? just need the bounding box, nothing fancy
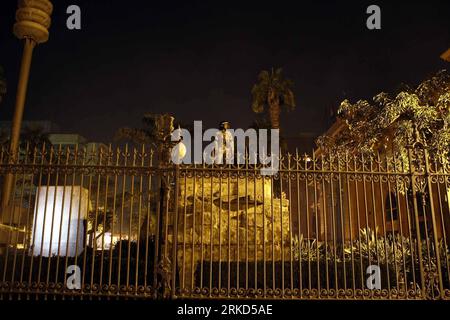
[30,186,89,257]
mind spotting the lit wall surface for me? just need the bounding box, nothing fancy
[30,186,88,257]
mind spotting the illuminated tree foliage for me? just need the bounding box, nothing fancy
[317,70,450,163]
[251,68,296,130]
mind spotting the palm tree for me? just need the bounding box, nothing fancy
[115,113,193,146]
[251,68,296,130]
[0,66,6,104]
[115,113,159,145]
[0,125,51,151]
[19,126,51,151]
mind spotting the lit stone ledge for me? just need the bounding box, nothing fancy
[174,176,290,288]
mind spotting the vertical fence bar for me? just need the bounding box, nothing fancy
[108,147,119,292]
[304,155,311,292]
[423,148,444,298]
[361,153,371,289]
[312,151,319,296]
[171,163,179,298]
[192,164,197,294]
[279,154,285,297]
[353,154,363,291]
[270,167,275,295]
[36,144,53,289]
[180,167,187,295]
[90,146,102,293]
[338,154,346,292]
[44,146,58,299]
[244,157,249,296]
[320,154,329,295]
[118,145,127,293]
[400,154,418,296]
[134,145,144,295]
[10,144,28,291]
[27,144,46,296]
[209,165,214,297]
[392,149,409,295]
[2,161,18,295]
[19,145,35,290]
[377,151,391,296]
[62,146,78,299]
[368,154,381,297]
[100,145,111,291]
[386,159,399,293]
[143,150,153,296]
[295,149,303,298]
[54,146,68,294]
[236,165,240,295]
[72,144,85,299]
[287,154,293,297]
[330,154,338,294]
[344,152,355,297]
[80,146,91,300]
[407,146,426,298]
[435,155,450,291]
[253,162,257,296]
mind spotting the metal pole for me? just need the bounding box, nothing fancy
[10,38,35,156]
[1,0,53,220]
[1,38,36,218]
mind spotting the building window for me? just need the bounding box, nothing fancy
[407,190,431,238]
[385,192,398,220]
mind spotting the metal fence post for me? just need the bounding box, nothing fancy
[153,114,176,299]
[423,147,444,298]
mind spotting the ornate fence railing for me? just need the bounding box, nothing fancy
[0,142,449,300]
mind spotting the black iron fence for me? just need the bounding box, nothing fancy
[0,142,449,300]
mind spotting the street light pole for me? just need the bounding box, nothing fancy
[1,0,53,218]
[9,39,35,158]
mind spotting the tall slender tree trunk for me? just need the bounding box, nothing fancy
[268,88,280,130]
[268,99,282,197]
[268,102,280,130]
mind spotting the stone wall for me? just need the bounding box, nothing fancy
[173,176,291,287]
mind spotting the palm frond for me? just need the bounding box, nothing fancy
[250,68,297,124]
[114,127,153,145]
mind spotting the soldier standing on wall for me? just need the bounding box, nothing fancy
[215,121,234,165]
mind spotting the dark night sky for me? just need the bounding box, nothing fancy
[0,0,449,143]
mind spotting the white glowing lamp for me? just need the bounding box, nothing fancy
[171,141,187,164]
[30,186,89,257]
